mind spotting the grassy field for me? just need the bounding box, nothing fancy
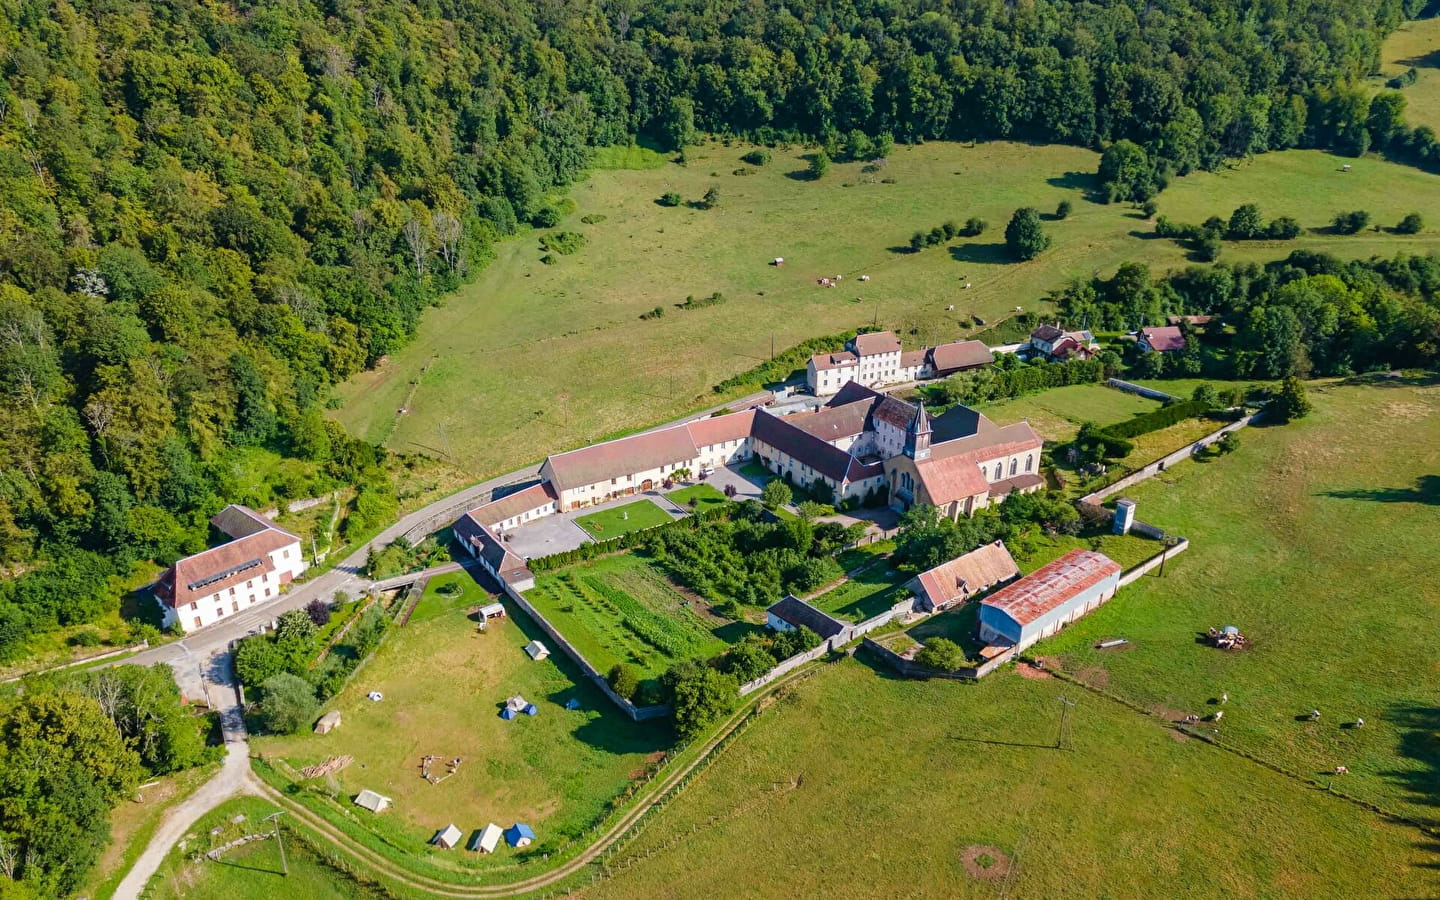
[665,482,729,514]
[574,499,675,539]
[1377,15,1440,132]
[975,382,1160,443]
[807,559,909,622]
[147,796,383,900]
[525,554,740,682]
[332,141,1440,481]
[579,659,1436,899]
[251,574,669,864]
[1033,378,1440,823]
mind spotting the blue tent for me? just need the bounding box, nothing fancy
[564,698,581,711]
[523,703,539,716]
[505,823,536,847]
[499,707,517,720]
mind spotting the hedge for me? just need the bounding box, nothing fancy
[1100,399,1211,440]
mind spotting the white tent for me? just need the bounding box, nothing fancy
[478,602,506,619]
[471,823,503,854]
[523,640,549,661]
[505,695,529,713]
[433,824,463,849]
[353,790,391,814]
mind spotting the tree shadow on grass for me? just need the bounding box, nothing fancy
[1383,702,1440,834]
[948,242,1011,265]
[1340,371,1440,390]
[1319,475,1440,506]
[1046,171,1098,196]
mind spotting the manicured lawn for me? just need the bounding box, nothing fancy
[525,554,739,683]
[665,482,729,515]
[574,499,675,539]
[584,659,1435,898]
[739,461,772,481]
[1035,379,1440,822]
[975,383,1160,443]
[407,571,494,624]
[250,571,669,867]
[334,140,1440,481]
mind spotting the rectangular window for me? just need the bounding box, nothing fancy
[229,587,236,596]
[190,601,198,611]
[265,588,272,598]
[246,580,253,589]
[194,617,202,628]
[283,549,290,559]
[233,601,240,613]
[215,607,224,618]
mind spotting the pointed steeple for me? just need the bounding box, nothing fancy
[904,401,932,460]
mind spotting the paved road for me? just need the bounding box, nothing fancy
[113,674,257,900]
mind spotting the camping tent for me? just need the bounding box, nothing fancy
[478,602,506,620]
[505,695,528,712]
[523,703,538,716]
[523,640,549,661]
[434,824,463,849]
[353,790,391,814]
[314,710,342,734]
[500,707,517,721]
[471,823,503,854]
[564,698,581,711]
[505,823,535,848]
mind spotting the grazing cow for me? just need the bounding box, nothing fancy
[1334,765,1349,775]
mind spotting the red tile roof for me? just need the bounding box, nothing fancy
[471,482,558,527]
[852,331,902,356]
[981,549,1121,626]
[157,507,299,609]
[913,454,990,505]
[928,340,994,373]
[914,541,1020,609]
[685,409,756,447]
[544,426,699,492]
[900,348,927,369]
[1139,326,1187,352]
[809,351,858,371]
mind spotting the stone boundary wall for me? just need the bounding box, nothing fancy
[739,597,915,695]
[1118,537,1190,587]
[1106,378,1177,401]
[1081,412,1258,506]
[501,582,669,722]
[861,637,1016,680]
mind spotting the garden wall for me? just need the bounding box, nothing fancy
[860,637,1016,680]
[501,581,670,722]
[1080,412,1258,505]
[738,597,916,696]
[1107,378,1177,401]
[1118,537,1190,588]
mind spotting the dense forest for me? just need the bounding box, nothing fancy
[0,0,1428,660]
[1054,251,1440,378]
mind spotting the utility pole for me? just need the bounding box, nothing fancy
[264,811,288,875]
[1158,535,1179,577]
[1057,695,1076,750]
[770,331,775,361]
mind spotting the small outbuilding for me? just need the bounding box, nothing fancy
[314,710,342,734]
[523,640,550,661]
[478,602,506,620]
[433,824,463,849]
[353,790,391,814]
[910,540,1020,613]
[765,595,847,642]
[506,823,535,848]
[471,823,503,853]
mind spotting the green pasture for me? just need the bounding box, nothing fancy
[333,140,1440,481]
[1037,378,1440,822]
[250,573,667,867]
[583,659,1436,899]
[1377,16,1440,132]
[975,382,1161,443]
